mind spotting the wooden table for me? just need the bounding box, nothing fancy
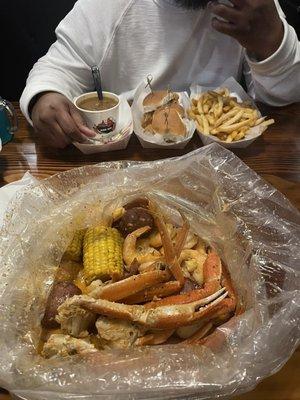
[0,102,299,400]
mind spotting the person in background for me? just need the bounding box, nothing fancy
[20,0,300,148]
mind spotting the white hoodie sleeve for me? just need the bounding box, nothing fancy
[246,9,300,106]
[19,0,129,122]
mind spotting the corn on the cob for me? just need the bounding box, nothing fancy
[64,230,86,262]
[83,226,124,284]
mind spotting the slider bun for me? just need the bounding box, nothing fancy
[168,101,185,118]
[150,107,187,140]
[143,90,179,113]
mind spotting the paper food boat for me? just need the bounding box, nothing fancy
[190,77,269,149]
[132,78,196,150]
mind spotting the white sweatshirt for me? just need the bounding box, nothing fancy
[20,0,300,122]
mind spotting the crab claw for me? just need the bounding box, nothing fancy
[58,288,228,330]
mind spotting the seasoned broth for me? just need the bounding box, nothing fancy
[78,96,118,111]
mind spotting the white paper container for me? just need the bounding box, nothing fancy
[74,91,121,139]
[190,77,267,149]
[132,78,196,150]
[74,96,133,154]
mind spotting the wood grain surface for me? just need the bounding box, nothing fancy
[0,102,299,400]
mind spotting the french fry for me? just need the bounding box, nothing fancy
[260,119,275,127]
[235,129,247,141]
[222,110,244,127]
[195,122,203,132]
[216,96,223,118]
[188,109,196,119]
[254,116,266,126]
[208,91,219,98]
[197,98,204,114]
[203,104,210,114]
[217,118,252,133]
[195,114,203,127]
[207,114,215,126]
[230,130,238,141]
[201,114,210,135]
[215,108,240,127]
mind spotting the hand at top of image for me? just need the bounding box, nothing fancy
[211,0,284,60]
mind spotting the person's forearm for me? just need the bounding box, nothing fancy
[20,0,99,123]
[248,20,300,106]
[20,52,92,124]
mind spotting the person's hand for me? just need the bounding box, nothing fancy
[31,92,95,148]
[211,0,284,61]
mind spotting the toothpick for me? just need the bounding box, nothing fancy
[145,74,154,93]
[165,106,171,133]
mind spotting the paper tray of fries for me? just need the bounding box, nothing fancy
[189,77,274,149]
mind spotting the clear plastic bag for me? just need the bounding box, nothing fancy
[0,143,299,400]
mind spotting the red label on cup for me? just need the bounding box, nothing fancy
[94,118,116,134]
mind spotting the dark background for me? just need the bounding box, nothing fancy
[1,0,299,102]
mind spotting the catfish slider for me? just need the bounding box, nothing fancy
[142,90,187,141]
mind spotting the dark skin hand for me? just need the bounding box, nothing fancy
[211,0,284,61]
[31,92,95,149]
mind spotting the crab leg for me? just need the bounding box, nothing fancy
[174,211,190,258]
[210,298,236,324]
[183,298,236,344]
[58,288,227,330]
[144,252,222,309]
[124,281,182,304]
[135,329,175,346]
[89,270,171,302]
[149,201,185,285]
[221,263,237,301]
[182,322,213,344]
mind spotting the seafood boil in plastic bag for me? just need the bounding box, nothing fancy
[0,144,299,400]
[39,197,237,357]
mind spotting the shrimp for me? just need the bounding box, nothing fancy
[123,226,161,267]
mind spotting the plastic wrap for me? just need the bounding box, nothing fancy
[0,143,299,400]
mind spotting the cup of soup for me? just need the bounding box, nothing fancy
[74,91,120,139]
